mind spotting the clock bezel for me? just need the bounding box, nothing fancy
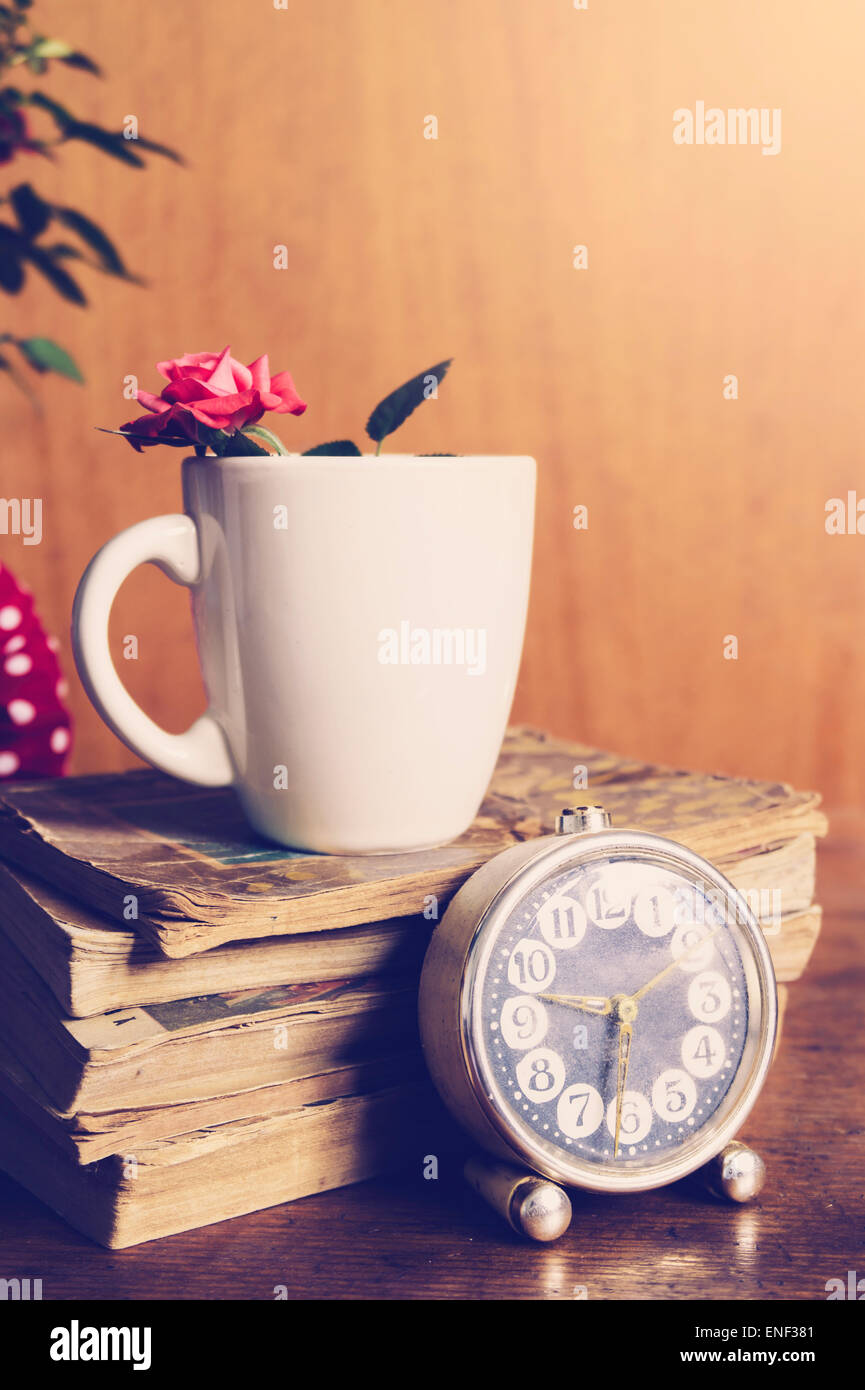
[458,828,778,1193]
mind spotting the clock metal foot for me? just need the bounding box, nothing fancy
[464,1154,573,1242]
[702,1140,766,1204]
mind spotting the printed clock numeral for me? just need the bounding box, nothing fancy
[670,921,716,973]
[557,1083,604,1138]
[500,995,548,1050]
[585,876,632,930]
[633,885,677,938]
[536,894,587,949]
[604,1091,652,1146]
[506,938,556,993]
[688,969,731,1024]
[652,1067,697,1122]
[515,1047,566,1103]
[681,1024,726,1078]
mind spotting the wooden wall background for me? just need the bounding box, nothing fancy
[2,0,863,806]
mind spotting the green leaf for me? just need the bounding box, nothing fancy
[30,37,74,58]
[15,336,83,381]
[242,424,289,454]
[198,425,268,457]
[365,359,452,445]
[24,242,87,303]
[10,182,51,238]
[55,206,126,275]
[302,440,362,456]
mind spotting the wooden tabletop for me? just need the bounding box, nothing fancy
[2,814,862,1301]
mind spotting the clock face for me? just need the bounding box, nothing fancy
[467,844,773,1190]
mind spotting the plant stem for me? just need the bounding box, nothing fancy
[375,439,383,456]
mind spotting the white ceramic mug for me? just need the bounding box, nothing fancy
[72,454,536,853]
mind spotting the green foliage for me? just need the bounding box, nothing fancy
[0,331,83,388]
[302,440,362,456]
[300,364,454,457]
[201,426,269,457]
[0,1,182,403]
[241,424,290,454]
[9,181,47,235]
[14,335,82,379]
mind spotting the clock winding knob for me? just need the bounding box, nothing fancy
[555,806,612,835]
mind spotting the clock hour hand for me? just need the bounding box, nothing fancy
[537,993,612,1016]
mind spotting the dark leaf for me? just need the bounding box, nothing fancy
[55,206,126,274]
[43,241,84,259]
[65,122,144,166]
[0,248,24,292]
[24,242,87,303]
[365,359,452,444]
[205,427,268,457]
[10,182,51,237]
[59,51,103,76]
[0,223,26,291]
[97,426,192,451]
[132,134,183,165]
[15,335,83,381]
[27,90,73,130]
[302,440,362,456]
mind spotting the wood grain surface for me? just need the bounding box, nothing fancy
[1,1,864,802]
[0,813,860,1300]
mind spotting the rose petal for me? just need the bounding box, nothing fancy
[247,355,271,393]
[135,390,172,414]
[268,369,307,415]
[204,346,240,396]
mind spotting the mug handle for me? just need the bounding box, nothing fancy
[71,513,234,787]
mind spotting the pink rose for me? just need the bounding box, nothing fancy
[121,346,306,450]
[0,108,35,165]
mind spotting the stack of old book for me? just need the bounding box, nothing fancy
[0,728,827,1247]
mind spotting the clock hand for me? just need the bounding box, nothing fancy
[631,924,724,1002]
[613,1020,633,1158]
[537,993,612,1016]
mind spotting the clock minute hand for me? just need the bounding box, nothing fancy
[537,993,612,1016]
[613,1019,633,1158]
[631,924,725,1002]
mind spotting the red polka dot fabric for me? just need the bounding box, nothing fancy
[0,564,73,779]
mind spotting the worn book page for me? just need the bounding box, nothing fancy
[0,727,828,957]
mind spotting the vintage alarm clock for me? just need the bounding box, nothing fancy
[419,806,776,1230]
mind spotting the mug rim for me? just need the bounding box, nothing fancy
[182,453,536,470]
